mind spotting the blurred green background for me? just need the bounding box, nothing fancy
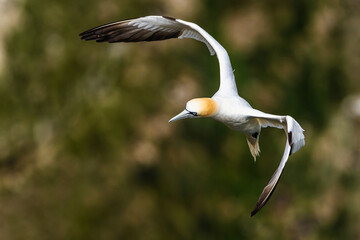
[1,0,360,239]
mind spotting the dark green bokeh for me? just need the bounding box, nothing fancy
[0,0,359,239]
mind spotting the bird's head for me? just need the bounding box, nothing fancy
[169,98,218,122]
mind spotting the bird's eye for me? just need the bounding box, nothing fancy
[188,111,197,116]
[186,108,197,116]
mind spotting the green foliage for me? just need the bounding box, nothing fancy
[0,0,359,239]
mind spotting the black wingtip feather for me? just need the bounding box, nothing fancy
[250,172,283,217]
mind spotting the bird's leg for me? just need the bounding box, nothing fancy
[246,133,260,162]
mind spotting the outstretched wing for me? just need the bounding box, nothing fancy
[245,110,305,216]
[79,15,238,96]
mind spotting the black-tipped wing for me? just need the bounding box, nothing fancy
[244,111,305,216]
[80,17,181,43]
[80,16,215,55]
[251,138,291,216]
[79,15,239,96]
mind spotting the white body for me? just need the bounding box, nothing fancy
[211,94,257,133]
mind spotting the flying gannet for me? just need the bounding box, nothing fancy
[79,15,305,216]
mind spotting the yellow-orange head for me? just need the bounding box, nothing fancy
[186,98,218,117]
[169,98,218,122]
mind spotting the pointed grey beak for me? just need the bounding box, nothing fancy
[168,109,195,123]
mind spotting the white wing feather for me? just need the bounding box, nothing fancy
[80,15,238,96]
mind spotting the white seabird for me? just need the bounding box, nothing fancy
[80,15,305,216]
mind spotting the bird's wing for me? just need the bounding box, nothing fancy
[245,110,305,216]
[79,15,238,96]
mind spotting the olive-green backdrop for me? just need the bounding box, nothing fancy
[0,0,359,239]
